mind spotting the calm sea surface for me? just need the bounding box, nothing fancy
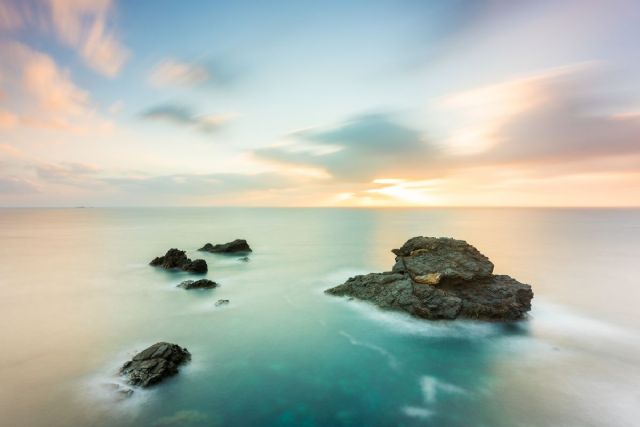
[0,208,638,427]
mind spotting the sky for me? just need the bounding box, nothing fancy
[0,0,639,207]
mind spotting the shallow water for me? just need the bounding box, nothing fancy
[0,207,638,427]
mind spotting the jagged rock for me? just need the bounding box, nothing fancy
[326,237,533,321]
[215,299,230,306]
[177,279,218,289]
[391,237,493,285]
[199,239,252,253]
[120,342,190,387]
[150,248,207,273]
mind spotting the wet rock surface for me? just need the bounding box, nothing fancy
[150,248,207,273]
[199,239,252,253]
[120,342,191,387]
[326,237,533,321]
[177,279,218,289]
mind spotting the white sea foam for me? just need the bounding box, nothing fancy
[401,406,434,419]
[401,375,467,420]
[343,299,499,339]
[419,376,466,404]
[339,330,400,370]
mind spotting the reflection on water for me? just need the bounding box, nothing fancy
[0,208,638,426]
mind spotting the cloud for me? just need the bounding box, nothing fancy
[0,110,18,128]
[149,59,211,87]
[0,41,111,133]
[148,57,241,89]
[106,172,291,196]
[251,64,640,206]
[256,113,434,181]
[440,65,640,167]
[0,0,129,76]
[140,104,235,134]
[46,0,129,76]
[36,162,101,182]
[0,176,38,194]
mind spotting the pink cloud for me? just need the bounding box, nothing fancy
[0,0,129,76]
[0,41,112,133]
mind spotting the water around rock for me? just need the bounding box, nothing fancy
[326,237,533,321]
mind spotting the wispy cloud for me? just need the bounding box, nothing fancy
[140,104,236,135]
[149,57,240,89]
[0,0,129,76]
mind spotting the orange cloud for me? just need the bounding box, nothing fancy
[0,42,112,133]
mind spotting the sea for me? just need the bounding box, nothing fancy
[0,207,638,427]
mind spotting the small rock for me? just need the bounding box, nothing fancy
[239,256,250,262]
[150,248,207,274]
[215,299,230,306]
[120,342,190,387]
[199,239,252,253]
[177,279,218,290]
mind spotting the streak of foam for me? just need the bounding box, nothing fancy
[339,330,400,370]
[401,375,467,420]
[401,406,434,419]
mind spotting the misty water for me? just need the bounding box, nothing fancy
[0,208,638,427]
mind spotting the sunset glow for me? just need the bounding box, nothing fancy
[0,0,639,207]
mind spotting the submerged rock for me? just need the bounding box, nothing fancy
[326,237,533,321]
[120,342,190,387]
[199,239,252,253]
[215,299,230,306]
[150,248,207,273]
[177,279,218,290]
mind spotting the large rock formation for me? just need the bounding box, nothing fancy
[120,342,191,387]
[150,248,207,273]
[326,237,533,321]
[177,279,218,290]
[199,239,252,253]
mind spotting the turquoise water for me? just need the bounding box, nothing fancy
[0,208,638,427]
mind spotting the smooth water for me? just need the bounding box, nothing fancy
[0,208,638,427]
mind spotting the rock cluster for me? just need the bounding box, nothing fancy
[150,248,207,273]
[199,239,252,253]
[120,342,191,387]
[177,279,218,290]
[326,237,533,321]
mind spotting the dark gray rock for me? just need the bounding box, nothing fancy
[199,239,252,253]
[326,237,533,321]
[150,249,207,274]
[215,299,230,306]
[177,279,218,290]
[120,342,190,387]
[391,237,493,285]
